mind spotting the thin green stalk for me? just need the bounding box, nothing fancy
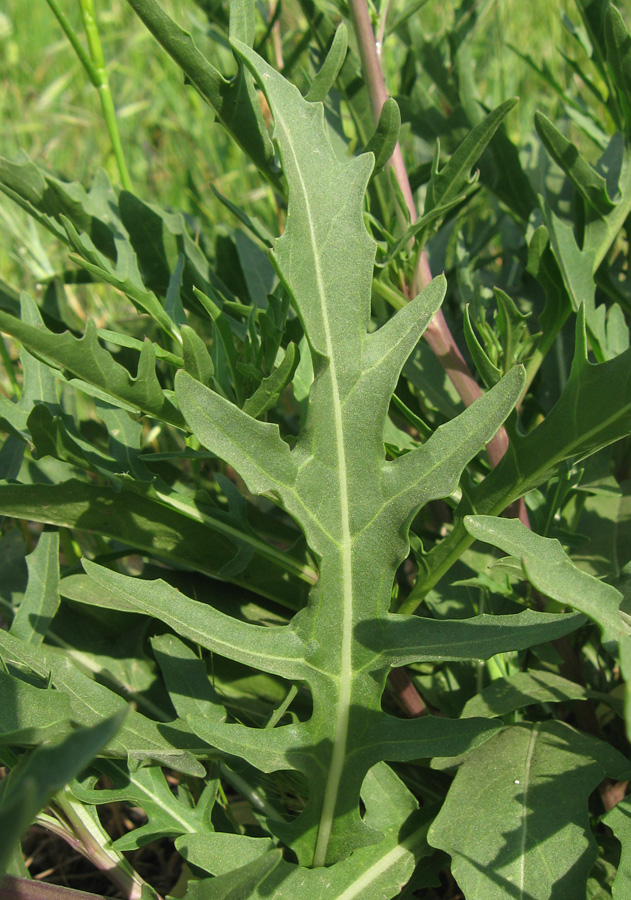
[78,0,132,190]
[265,683,299,728]
[153,488,319,588]
[43,0,101,86]
[220,763,285,821]
[44,0,132,191]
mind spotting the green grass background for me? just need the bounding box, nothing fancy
[0,0,576,286]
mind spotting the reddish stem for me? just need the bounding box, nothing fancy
[388,668,428,717]
[347,0,526,499]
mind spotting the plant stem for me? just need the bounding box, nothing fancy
[78,0,132,190]
[346,0,509,467]
[44,0,101,86]
[45,0,132,191]
[388,667,427,716]
[0,875,106,900]
[347,0,416,223]
[50,790,153,900]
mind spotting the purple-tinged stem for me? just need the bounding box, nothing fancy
[347,0,513,472]
[0,877,106,900]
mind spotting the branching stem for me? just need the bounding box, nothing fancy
[44,0,132,191]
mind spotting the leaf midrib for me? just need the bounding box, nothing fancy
[518,725,539,897]
[274,103,354,867]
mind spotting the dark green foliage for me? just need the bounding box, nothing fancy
[1,1,631,898]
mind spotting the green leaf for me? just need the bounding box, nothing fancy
[464,515,628,647]
[305,24,348,103]
[27,405,125,481]
[494,288,530,370]
[0,480,311,609]
[538,137,631,361]
[363,98,401,176]
[184,850,283,900]
[424,98,519,214]
[507,305,631,467]
[429,722,631,900]
[357,609,584,666]
[82,561,307,680]
[123,0,277,179]
[176,368,298,500]
[10,530,60,645]
[535,111,616,215]
[0,669,72,745]
[605,5,631,134]
[413,308,631,606]
[242,343,300,418]
[181,323,215,386]
[462,670,598,719]
[151,632,226,724]
[0,310,184,428]
[0,710,127,876]
[97,401,155,482]
[463,305,502,388]
[464,514,631,743]
[63,218,178,337]
[603,795,631,900]
[234,231,276,310]
[361,762,418,832]
[160,38,528,866]
[0,630,207,775]
[177,833,274,877]
[379,196,465,266]
[539,202,605,356]
[209,185,274,248]
[193,288,246,404]
[0,293,58,441]
[183,809,434,900]
[72,758,209,850]
[0,154,116,251]
[97,328,183,367]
